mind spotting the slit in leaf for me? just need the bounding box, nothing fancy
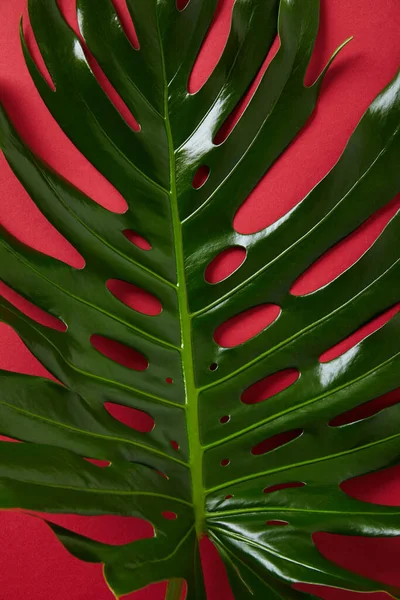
[266,520,288,527]
[200,535,235,600]
[110,0,140,49]
[21,16,55,90]
[330,388,400,427]
[45,513,154,545]
[320,304,400,363]
[0,324,60,381]
[0,281,67,331]
[263,482,305,494]
[188,0,233,94]
[213,35,280,145]
[291,195,400,296]
[313,532,400,588]
[176,0,190,10]
[0,434,22,443]
[83,457,111,468]
[341,464,400,507]
[79,37,140,132]
[55,1,140,130]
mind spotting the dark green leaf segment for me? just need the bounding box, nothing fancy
[0,0,399,598]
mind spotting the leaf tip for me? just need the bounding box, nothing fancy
[310,35,354,89]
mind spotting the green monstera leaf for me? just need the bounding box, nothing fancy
[1,0,400,598]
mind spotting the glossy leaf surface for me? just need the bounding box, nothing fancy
[0,0,400,598]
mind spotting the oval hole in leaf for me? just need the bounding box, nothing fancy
[123,230,152,251]
[221,458,230,467]
[107,280,162,316]
[340,464,400,507]
[320,304,400,363]
[251,429,303,456]
[209,362,218,371]
[330,388,400,427]
[188,0,234,94]
[214,304,280,348]
[266,520,288,527]
[104,401,154,433]
[220,415,230,424]
[166,377,174,384]
[0,434,22,443]
[162,511,178,521]
[263,482,305,494]
[83,457,111,468]
[291,195,400,295]
[214,36,280,145]
[176,0,190,10]
[205,247,246,284]
[241,369,299,404]
[171,441,180,451]
[45,514,154,545]
[0,282,66,331]
[225,494,233,500]
[192,165,210,189]
[91,335,148,371]
[313,532,400,588]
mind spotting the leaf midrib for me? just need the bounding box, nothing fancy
[156,16,205,537]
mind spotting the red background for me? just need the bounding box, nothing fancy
[1,0,400,598]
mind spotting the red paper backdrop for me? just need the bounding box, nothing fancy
[1,0,400,598]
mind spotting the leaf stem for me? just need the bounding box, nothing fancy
[165,578,184,600]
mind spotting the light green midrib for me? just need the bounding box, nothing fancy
[159,40,204,536]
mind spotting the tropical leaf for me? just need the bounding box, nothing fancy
[0,0,399,598]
